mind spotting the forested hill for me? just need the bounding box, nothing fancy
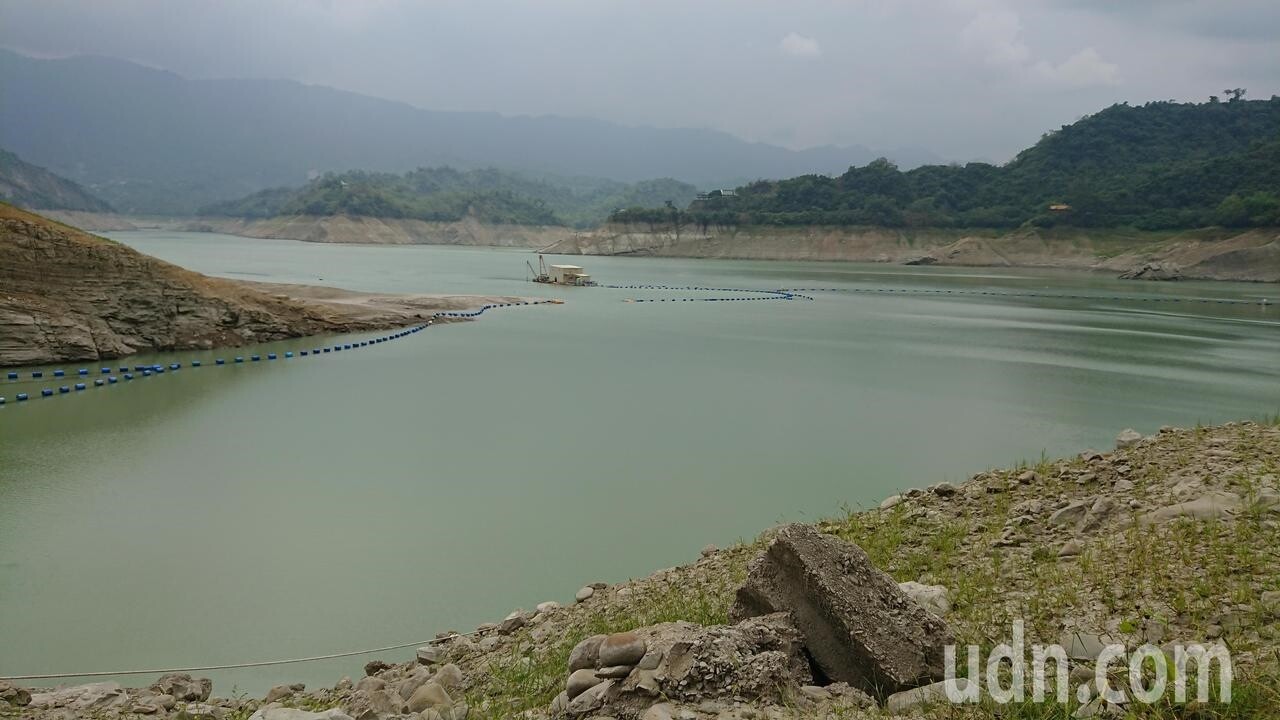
[0,149,113,213]
[201,168,700,228]
[638,97,1280,231]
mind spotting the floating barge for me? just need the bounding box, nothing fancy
[527,255,595,286]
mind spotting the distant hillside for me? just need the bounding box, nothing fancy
[201,167,700,228]
[0,148,112,212]
[0,50,935,215]
[650,98,1280,231]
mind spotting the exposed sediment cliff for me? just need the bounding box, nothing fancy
[542,224,1280,282]
[0,205,526,366]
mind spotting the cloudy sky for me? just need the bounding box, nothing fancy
[2,0,1277,162]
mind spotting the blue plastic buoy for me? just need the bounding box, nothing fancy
[142,369,152,376]
[267,353,277,360]
[54,369,66,377]
[32,371,43,378]
[323,348,330,353]
[343,344,351,350]
[108,376,118,384]
[0,397,4,405]
[285,351,293,358]
[216,359,225,365]
[78,369,89,376]
[42,388,54,397]
[6,372,16,380]
[101,367,110,374]
[59,386,70,394]
[192,360,201,367]
[334,346,342,352]
[251,355,261,362]
[170,363,180,370]
[154,367,164,374]
[235,357,244,363]
[119,367,129,373]
[124,373,134,381]
[17,393,28,401]
[75,383,86,391]
[94,379,104,387]
[300,350,308,356]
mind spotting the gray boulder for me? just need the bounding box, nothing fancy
[730,524,953,701]
[248,708,354,720]
[151,673,213,702]
[0,681,31,707]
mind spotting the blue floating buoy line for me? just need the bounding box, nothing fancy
[604,283,1275,308]
[1,300,560,408]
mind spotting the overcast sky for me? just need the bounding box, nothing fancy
[3,0,1277,162]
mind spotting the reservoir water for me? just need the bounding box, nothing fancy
[2,231,1278,693]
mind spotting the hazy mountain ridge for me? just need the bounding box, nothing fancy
[0,50,935,215]
[0,148,112,212]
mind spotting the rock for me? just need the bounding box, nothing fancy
[569,634,607,671]
[641,704,676,720]
[730,524,953,700]
[500,611,527,634]
[28,682,129,714]
[1119,262,1182,281]
[406,681,451,714]
[700,544,718,557]
[1115,428,1143,449]
[903,254,938,266]
[885,679,973,713]
[637,649,663,670]
[548,691,569,715]
[364,660,392,676]
[536,601,561,614]
[1077,496,1117,533]
[598,631,647,666]
[433,663,463,691]
[0,681,31,707]
[354,676,385,693]
[176,703,226,720]
[151,673,213,702]
[416,645,442,665]
[248,708,354,720]
[397,668,434,700]
[898,581,952,615]
[1059,539,1084,558]
[596,665,634,679]
[1141,491,1242,524]
[575,586,596,603]
[567,668,606,699]
[263,684,299,703]
[567,679,615,715]
[879,494,904,510]
[930,482,959,496]
[347,687,401,719]
[1016,470,1037,485]
[1049,499,1090,527]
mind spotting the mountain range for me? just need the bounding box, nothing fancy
[0,49,939,215]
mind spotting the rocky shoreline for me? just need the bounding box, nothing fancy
[541,224,1280,283]
[0,206,533,367]
[4,419,1278,719]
